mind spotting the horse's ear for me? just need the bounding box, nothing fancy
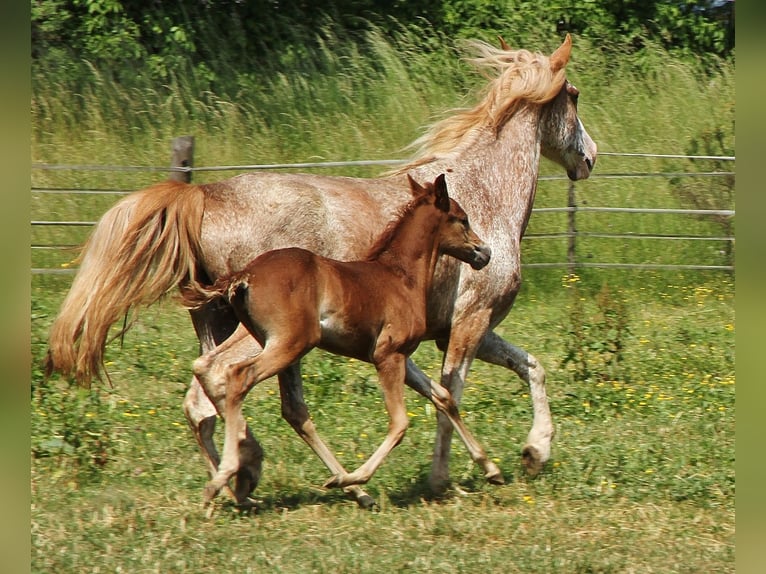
[433,173,450,212]
[498,36,511,51]
[550,33,572,74]
[407,173,427,198]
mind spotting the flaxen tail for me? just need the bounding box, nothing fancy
[45,180,207,386]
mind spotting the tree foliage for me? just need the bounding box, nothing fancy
[32,0,734,87]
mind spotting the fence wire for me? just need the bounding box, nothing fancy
[31,153,735,274]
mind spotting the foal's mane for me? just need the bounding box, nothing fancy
[393,42,567,173]
[364,187,434,262]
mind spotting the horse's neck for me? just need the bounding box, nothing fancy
[414,106,542,245]
[375,208,441,290]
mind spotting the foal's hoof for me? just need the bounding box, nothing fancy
[485,469,505,485]
[202,483,221,506]
[323,474,347,489]
[521,444,544,477]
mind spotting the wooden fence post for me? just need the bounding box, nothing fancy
[567,181,576,274]
[169,135,195,183]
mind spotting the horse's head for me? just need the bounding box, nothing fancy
[537,35,598,180]
[408,174,492,270]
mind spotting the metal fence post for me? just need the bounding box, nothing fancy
[169,136,194,183]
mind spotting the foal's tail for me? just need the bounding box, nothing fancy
[180,272,248,310]
[45,180,207,386]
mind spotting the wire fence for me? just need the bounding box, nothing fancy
[30,148,735,275]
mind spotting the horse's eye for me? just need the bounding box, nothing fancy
[566,83,579,101]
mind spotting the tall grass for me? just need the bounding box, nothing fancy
[31,29,734,282]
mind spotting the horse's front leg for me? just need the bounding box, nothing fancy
[476,330,553,476]
[405,359,503,484]
[183,378,222,480]
[183,305,237,485]
[277,363,376,509]
[430,309,493,494]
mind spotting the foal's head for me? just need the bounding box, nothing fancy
[408,173,491,270]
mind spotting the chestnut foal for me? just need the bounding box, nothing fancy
[184,174,499,506]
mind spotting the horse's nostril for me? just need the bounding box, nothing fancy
[585,157,593,171]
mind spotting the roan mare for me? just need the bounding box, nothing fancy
[182,174,495,506]
[45,34,597,506]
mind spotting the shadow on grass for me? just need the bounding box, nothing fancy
[212,478,450,517]
[213,486,364,517]
[211,461,531,517]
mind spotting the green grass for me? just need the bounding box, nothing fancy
[30,268,735,573]
[31,31,734,573]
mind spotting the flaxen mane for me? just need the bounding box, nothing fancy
[395,42,567,172]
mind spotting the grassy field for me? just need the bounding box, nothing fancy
[30,31,734,573]
[31,267,734,573]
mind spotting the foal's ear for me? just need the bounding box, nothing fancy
[407,173,427,198]
[433,173,451,212]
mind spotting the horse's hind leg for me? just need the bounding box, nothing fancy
[189,320,265,504]
[476,331,553,476]
[277,364,376,509]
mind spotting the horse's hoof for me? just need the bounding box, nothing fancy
[234,496,258,511]
[233,468,257,504]
[428,476,450,496]
[521,444,544,477]
[356,493,377,510]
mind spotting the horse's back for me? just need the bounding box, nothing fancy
[198,172,409,278]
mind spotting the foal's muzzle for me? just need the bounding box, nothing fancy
[469,244,492,270]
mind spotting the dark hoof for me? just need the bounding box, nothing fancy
[234,497,258,511]
[356,494,377,510]
[233,468,257,504]
[428,478,450,497]
[521,445,544,477]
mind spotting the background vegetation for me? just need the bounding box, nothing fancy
[31,2,734,572]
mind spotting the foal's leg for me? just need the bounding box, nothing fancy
[405,360,503,484]
[324,354,409,488]
[475,331,553,476]
[430,309,494,493]
[277,363,376,508]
